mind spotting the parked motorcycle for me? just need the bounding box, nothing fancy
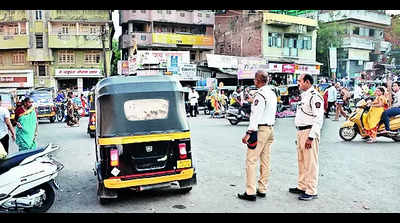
[226,105,250,125]
[339,99,400,142]
[0,143,63,213]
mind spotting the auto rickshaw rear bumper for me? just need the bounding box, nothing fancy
[103,168,195,189]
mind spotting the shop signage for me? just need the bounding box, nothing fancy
[179,64,197,78]
[128,56,137,74]
[137,51,190,70]
[55,69,102,77]
[294,65,320,75]
[118,60,129,75]
[0,70,34,88]
[282,64,295,73]
[268,63,283,73]
[237,57,267,80]
[152,33,214,46]
[206,54,238,69]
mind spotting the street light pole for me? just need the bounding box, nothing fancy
[101,25,108,77]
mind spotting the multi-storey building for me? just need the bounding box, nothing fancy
[300,10,392,79]
[215,10,321,85]
[119,10,214,65]
[0,10,113,92]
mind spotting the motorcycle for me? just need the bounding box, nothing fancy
[226,104,250,125]
[339,99,400,142]
[54,100,67,122]
[0,143,63,213]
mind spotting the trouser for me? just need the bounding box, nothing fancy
[381,107,400,131]
[296,129,319,195]
[246,126,274,195]
[189,104,197,117]
[0,134,9,153]
[325,101,335,117]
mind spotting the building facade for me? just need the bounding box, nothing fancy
[301,10,392,79]
[0,10,113,92]
[214,10,321,85]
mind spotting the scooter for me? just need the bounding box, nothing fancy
[0,143,64,213]
[339,99,400,142]
[226,105,250,125]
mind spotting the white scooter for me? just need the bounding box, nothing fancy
[0,143,63,213]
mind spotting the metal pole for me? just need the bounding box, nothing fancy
[101,25,108,77]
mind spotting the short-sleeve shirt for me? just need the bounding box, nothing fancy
[0,107,10,139]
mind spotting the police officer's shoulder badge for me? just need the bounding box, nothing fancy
[315,102,321,108]
[254,99,259,106]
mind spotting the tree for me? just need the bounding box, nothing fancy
[316,20,346,79]
[110,39,121,76]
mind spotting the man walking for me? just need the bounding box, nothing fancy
[325,82,337,118]
[290,74,324,201]
[188,87,199,117]
[238,71,277,201]
[381,82,400,134]
[0,95,16,153]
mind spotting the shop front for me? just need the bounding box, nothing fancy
[54,68,104,93]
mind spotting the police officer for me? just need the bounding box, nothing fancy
[238,70,277,201]
[289,73,324,201]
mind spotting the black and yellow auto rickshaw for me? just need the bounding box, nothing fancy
[87,88,96,138]
[94,75,197,204]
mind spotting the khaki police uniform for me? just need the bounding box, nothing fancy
[294,87,324,196]
[245,85,277,195]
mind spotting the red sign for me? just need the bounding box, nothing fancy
[0,77,27,83]
[282,64,295,73]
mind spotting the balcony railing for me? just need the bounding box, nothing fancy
[342,36,374,50]
[318,10,391,26]
[120,10,215,25]
[48,35,110,49]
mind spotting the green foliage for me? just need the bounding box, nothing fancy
[111,39,121,75]
[316,21,345,76]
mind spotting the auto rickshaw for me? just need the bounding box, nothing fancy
[87,88,96,138]
[94,75,197,204]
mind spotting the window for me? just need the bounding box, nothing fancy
[300,36,312,50]
[89,25,98,34]
[38,65,47,76]
[198,13,202,17]
[167,10,171,14]
[369,29,375,37]
[12,51,25,65]
[353,26,360,35]
[131,10,136,13]
[36,34,43,48]
[0,55,3,65]
[157,10,162,14]
[141,35,146,41]
[268,33,282,48]
[58,50,75,64]
[20,23,26,34]
[206,14,210,18]
[35,10,42,20]
[141,10,146,13]
[8,24,18,35]
[124,99,169,121]
[180,12,185,17]
[84,51,101,64]
[0,25,4,35]
[62,24,75,35]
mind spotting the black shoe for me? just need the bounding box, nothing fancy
[256,190,266,198]
[237,192,256,201]
[289,187,305,194]
[298,193,318,201]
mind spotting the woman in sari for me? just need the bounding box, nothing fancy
[14,97,38,151]
[363,87,388,143]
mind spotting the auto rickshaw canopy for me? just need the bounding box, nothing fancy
[95,75,189,138]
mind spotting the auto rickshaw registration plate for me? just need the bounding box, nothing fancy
[177,159,192,169]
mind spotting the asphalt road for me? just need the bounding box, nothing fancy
[8,115,400,213]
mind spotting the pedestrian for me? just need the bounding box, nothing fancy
[14,97,38,151]
[290,74,324,201]
[325,82,337,118]
[188,87,199,117]
[334,83,348,121]
[353,83,363,105]
[238,71,277,201]
[0,95,16,154]
[380,82,400,134]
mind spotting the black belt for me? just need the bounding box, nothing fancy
[258,124,274,127]
[296,125,312,130]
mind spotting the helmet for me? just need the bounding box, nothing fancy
[247,131,258,150]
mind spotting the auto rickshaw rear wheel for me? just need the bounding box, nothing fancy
[228,119,239,125]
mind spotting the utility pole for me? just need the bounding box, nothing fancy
[101,25,108,77]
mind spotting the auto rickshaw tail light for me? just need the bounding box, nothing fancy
[110,149,119,166]
[91,114,96,123]
[178,143,187,159]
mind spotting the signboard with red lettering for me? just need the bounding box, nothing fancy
[282,64,295,73]
[0,70,34,88]
[55,69,102,77]
[294,65,320,75]
[268,63,283,73]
